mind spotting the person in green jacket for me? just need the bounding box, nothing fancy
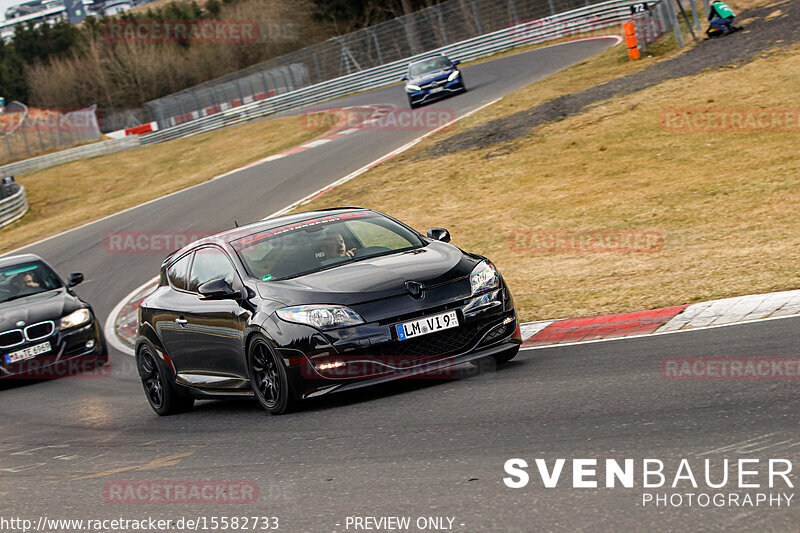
[708,1,737,34]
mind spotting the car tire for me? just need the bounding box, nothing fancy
[137,342,194,416]
[247,335,295,415]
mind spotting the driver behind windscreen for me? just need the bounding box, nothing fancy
[13,271,41,296]
[322,231,356,258]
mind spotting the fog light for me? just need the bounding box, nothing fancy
[502,316,515,325]
[316,361,345,371]
[85,340,95,349]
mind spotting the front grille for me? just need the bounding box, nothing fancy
[378,324,483,358]
[25,321,54,341]
[0,330,24,348]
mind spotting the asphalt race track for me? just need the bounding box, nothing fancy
[2,37,799,531]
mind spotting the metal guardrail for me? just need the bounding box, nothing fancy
[0,185,28,228]
[0,0,666,175]
[0,135,141,178]
[140,0,660,144]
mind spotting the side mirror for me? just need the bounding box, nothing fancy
[426,228,451,243]
[452,59,461,65]
[401,75,408,81]
[198,279,239,300]
[67,272,84,287]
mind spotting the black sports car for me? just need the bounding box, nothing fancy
[136,208,521,415]
[402,54,466,108]
[0,254,107,379]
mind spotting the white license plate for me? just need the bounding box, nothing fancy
[429,87,444,93]
[395,310,459,341]
[5,341,51,364]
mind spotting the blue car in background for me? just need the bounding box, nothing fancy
[402,54,466,108]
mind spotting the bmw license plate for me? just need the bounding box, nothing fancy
[395,310,459,341]
[5,341,51,364]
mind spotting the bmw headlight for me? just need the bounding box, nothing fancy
[470,261,499,294]
[447,70,460,81]
[60,308,92,330]
[406,84,422,91]
[276,305,364,330]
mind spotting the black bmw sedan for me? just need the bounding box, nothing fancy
[0,254,108,379]
[136,208,521,415]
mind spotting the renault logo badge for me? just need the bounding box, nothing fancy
[404,281,424,299]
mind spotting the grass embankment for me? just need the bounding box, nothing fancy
[297,38,800,322]
[0,112,338,254]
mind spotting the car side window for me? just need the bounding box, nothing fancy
[187,248,237,293]
[167,253,192,291]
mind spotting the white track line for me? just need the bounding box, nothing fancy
[103,280,157,355]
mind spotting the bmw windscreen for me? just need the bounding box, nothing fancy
[0,260,63,304]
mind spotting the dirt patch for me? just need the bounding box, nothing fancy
[426,0,799,157]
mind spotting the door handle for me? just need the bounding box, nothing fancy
[175,317,188,325]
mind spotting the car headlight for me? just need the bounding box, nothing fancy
[470,261,499,294]
[447,70,460,81]
[60,308,92,330]
[276,305,364,330]
[406,84,422,91]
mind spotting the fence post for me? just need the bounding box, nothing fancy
[35,122,45,152]
[4,130,11,160]
[367,28,384,65]
[691,0,702,33]
[507,0,519,24]
[675,0,698,40]
[470,0,483,34]
[664,0,684,47]
[435,4,449,46]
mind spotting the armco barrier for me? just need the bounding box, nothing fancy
[0,135,141,178]
[0,0,663,173]
[0,185,28,228]
[139,0,661,144]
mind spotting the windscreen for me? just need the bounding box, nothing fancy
[231,212,424,281]
[409,57,452,77]
[0,260,63,303]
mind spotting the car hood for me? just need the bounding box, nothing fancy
[0,288,80,331]
[257,242,479,306]
[408,68,454,86]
